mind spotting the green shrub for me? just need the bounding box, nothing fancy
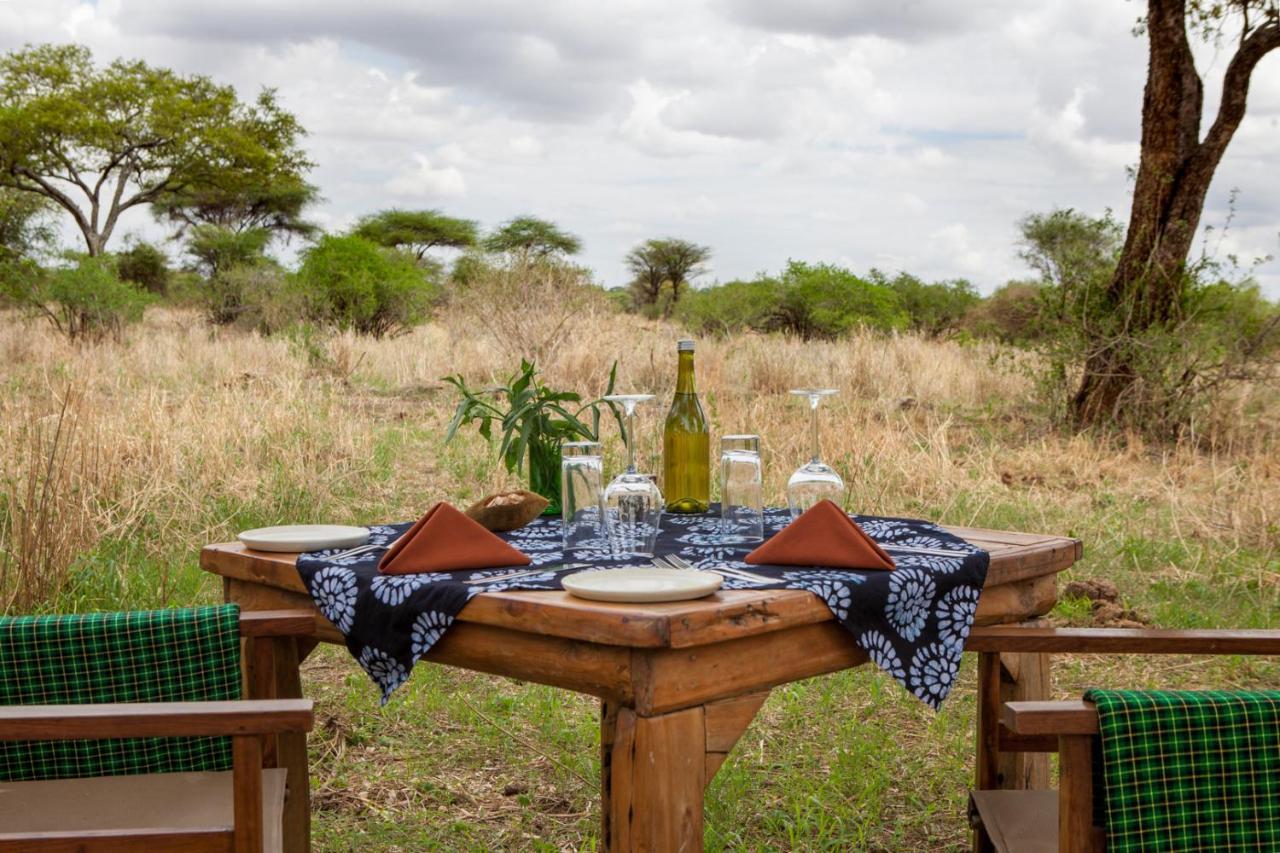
[116,242,170,295]
[676,262,906,339]
[39,256,152,341]
[872,270,980,336]
[0,257,40,309]
[774,261,907,339]
[448,250,492,288]
[677,278,780,335]
[295,235,440,337]
[962,281,1046,343]
[186,225,272,278]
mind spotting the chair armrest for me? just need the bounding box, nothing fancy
[968,626,1280,656]
[1002,700,1099,736]
[238,609,315,638]
[0,699,313,740]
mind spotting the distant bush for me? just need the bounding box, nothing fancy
[186,225,272,279]
[205,262,303,332]
[446,256,607,363]
[677,278,779,335]
[29,256,153,341]
[872,270,980,337]
[776,262,907,338]
[295,235,440,338]
[116,242,170,295]
[962,281,1046,343]
[677,262,906,340]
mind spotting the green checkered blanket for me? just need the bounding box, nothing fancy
[0,604,242,782]
[1085,688,1280,852]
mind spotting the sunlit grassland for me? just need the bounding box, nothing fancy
[1,306,1277,850]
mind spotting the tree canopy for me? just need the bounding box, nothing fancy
[483,215,581,260]
[625,237,712,306]
[353,208,478,262]
[0,43,314,256]
[151,166,317,240]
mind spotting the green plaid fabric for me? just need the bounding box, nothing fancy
[1085,689,1280,852]
[0,604,242,782]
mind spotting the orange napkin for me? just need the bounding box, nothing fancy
[745,499,895,571]
[378,502,531,574]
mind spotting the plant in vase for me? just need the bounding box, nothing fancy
[443,359,622,515]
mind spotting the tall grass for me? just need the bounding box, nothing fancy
[1,303,1275,615]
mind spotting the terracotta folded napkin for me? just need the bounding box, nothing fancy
[745,499,895,571]
[378,502,531,574]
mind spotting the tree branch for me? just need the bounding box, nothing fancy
[8,168,94,249]
[1199,19,1280,165]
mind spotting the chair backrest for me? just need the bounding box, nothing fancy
[0,604,242,781]
[1085,688,1280,852]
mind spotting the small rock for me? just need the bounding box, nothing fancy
[1063,578,1119,604]
[1090,600,1150,628]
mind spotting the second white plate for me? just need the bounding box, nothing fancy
[238,524,370,553]
[562,567,723,603]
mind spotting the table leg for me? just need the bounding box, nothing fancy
[703,690,769,783]
[996,650,1051,790]
[602,704,706,853]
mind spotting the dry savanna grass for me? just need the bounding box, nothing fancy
[1,302,1277,851]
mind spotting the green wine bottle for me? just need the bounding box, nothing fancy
[662,339,710,513]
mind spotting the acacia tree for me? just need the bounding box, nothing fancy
[353,208,477,263]
[483,215,581,261]
[0,44,313,257]
[1072,0,1279,426]
[151,169,317,240]
[625,237,712,307]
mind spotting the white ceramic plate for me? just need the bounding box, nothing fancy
[238,524,370,553]
[562,567,723,603]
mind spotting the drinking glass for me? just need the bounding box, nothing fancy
[561,441,607,553]
[602,394,663,558]
[786,389,844,518]
[720,435,763,542]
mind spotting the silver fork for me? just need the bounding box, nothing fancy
[328,543,384,560]
[659,554,776,585]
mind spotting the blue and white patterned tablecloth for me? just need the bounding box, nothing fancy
[297,506,988,709]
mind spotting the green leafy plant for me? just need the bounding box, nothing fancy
[443,360,621,513]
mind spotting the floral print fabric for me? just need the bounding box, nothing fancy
[296,508,987,708]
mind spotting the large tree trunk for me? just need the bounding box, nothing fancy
[1072,0,1280,427]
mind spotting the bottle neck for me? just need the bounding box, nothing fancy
[675,350,696,394]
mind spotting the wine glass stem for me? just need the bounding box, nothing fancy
[625,408,637,473]
[809,398,821,464]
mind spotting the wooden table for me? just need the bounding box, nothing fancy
[202,525,1081,852]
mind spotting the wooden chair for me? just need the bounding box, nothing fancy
[0,606,316,852]
[967,627,1280,853]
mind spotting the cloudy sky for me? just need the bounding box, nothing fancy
[2,0,1278,295]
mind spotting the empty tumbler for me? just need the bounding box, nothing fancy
[720,434,764,542]
[561,441,607,553]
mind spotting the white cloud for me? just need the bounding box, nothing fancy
[1029,87,1135,176]
[384,155,467,199]
[508,135,544,157]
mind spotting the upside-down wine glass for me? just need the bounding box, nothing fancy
[602,394,663,557]
[786,388,844,519]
